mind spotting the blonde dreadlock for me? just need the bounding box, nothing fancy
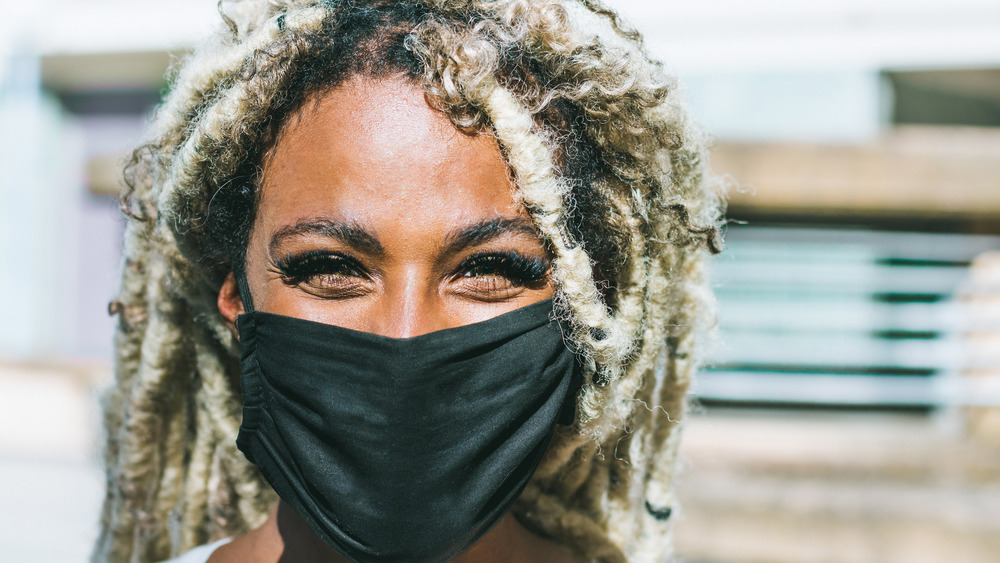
[96,1,722,561]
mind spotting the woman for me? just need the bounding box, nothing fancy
[96,1,721,562]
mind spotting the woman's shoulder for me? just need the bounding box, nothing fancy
[159,538,232,563]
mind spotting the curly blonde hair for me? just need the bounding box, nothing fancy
[95,1,722,561]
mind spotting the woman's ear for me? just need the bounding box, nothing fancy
[218,272,245,337]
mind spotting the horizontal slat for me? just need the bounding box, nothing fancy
[714,288,949,302]
[695,372,1000,407]
[717,301,962,333]
[713,263,966,295]
[723,228,1000,261]
[717,243,877,264]
[708,333,962,370]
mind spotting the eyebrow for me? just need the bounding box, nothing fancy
[269,218,385,257]
[442,217,542,254]
[268,216,542,258]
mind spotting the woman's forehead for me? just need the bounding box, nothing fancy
[256,74,525,242]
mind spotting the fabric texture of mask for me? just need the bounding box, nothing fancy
[235,299,579,563]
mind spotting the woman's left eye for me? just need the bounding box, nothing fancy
[451,252,550,299]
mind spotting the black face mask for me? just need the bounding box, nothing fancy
[234,298,579,563]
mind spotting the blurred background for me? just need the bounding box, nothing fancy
[0,0,998,561]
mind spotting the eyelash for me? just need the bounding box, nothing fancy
[452,251,549,288]
[276,251,368,286]
[274,250,549,295]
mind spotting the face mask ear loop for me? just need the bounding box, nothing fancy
[234,266,256,314]
[558,357,584,426]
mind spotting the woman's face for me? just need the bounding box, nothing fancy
[219,75,554,336]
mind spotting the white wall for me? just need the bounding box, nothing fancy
[0,53,82,359]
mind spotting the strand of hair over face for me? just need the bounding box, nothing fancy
[96,1,722,561]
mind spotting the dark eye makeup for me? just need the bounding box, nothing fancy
[274,248,550,299]
[276,251,370,285]
[452,251,550,289]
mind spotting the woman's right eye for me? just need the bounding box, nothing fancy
[275,251,372,298]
